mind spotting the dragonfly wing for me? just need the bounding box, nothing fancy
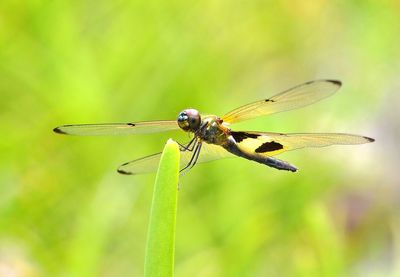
[222,80,341,124]
[117,152,163,175]
[231,131,374,156]
[53,120,179,136]
[117,142,234,175]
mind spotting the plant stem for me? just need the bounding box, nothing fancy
[144,139,180,277]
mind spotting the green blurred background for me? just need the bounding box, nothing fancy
[1,0,399,276]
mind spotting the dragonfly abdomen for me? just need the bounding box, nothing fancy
[223,141,298,172]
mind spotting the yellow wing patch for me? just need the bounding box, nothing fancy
[231,132,288,156]
[231,131,374,157]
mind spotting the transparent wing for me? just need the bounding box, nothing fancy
[117,142,234,175]
[53,120,179,136]
[231,131,374,157]
[222,80,341,124]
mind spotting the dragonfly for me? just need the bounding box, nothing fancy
[53,79,374,175]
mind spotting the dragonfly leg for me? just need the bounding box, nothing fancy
[188,142,202,170]
[177,137,196,151]
[179,141,201,174]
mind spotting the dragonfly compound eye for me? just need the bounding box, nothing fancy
[177,111,189,131]
[177,109,201,132]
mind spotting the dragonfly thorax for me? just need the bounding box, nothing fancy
[177,109,201,132]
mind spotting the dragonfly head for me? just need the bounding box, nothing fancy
[177,109,201,132]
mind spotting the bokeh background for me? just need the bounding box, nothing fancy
[1,0,399,276]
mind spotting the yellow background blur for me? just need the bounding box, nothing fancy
[1,1,399,276]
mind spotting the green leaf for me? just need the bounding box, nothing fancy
[144,139,180,277]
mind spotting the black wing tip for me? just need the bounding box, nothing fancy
[364,136,375,143]
[53,127,67,134]
[117,168,133,175]
[327,79,342,86]
[303,79,342,86]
